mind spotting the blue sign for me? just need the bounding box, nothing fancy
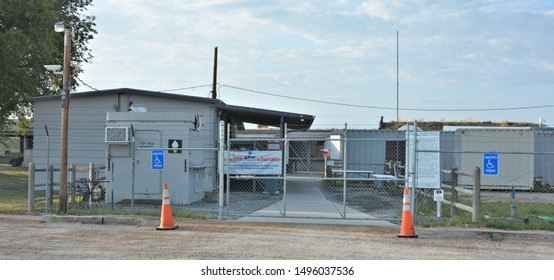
[483,153,498,175]
[152,150,164,170]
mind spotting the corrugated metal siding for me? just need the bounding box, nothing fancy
[107,112,193,122]
[534,132,554,185]
[345,130,405,173]
[32,94,218,168]
[32,97,108,166]
[440,131,456,183]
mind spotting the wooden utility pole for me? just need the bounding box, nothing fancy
[212,47,218,99]
[59,28,72,213]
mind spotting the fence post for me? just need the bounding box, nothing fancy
[472,166,481,223]
[28,162,35,214]
[342,123,348,219]
[88,163,94,207]
[218,120,225,220]
[450,167,458,218]
[70,163,76,203]
[47,164,54,209]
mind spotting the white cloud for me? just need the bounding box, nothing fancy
[357,0,405,20]
[77,1,554,125]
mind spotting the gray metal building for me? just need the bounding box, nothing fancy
[31,88,314,204]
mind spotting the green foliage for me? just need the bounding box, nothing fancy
[0,0,96,128]
[0,169,28,186]
[418,199,554,231]
[0,190,29,214]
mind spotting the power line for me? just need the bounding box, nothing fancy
[219,84,393,110]
[161,85,212,92]
[75,76,98,91]
[219,83,554,112]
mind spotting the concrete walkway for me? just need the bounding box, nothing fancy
[237,179,397,227]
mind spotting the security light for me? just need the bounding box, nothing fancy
[44,65,62,72]
[54,22,65,32]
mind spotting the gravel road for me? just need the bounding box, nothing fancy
[0,214,552,260]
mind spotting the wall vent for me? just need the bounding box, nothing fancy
[105,127,130,143]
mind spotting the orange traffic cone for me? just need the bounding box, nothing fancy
[156,183,179,230]
[398,187,418,238]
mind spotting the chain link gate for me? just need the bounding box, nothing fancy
[222,124,406,221]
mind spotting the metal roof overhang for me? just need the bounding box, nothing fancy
[31,88,222,105]
[31,88,315,130]
[217,104,315,130]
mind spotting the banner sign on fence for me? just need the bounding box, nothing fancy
[224,150,282,175]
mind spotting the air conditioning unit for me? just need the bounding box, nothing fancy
[105,126,130,144]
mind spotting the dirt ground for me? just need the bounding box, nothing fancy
[0,214,552,260]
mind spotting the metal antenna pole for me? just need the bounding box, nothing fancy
[396,31,399,123]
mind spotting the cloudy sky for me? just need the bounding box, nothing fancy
[75,0,554,129]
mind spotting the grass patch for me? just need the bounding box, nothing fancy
[417,198,554,231]
[0,168,29,214]
[2,168,552,229]
[0,191,31,214]
[481,201,554,231]
[0,169,28,186]
[0,190,207,219]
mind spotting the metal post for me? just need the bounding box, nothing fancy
[111,162,114,211]
[88,163,94,207]
[218,121,225,220]
[131,125,135,213]
[511,186,517,218]
[45,125,49,214]
[69,163,76,205]
[342,123,348,218]
[324,155,327,178]
[411,121,417,221]
[226,122,230,215]
[58,28,72,214]
[437,200,442,218]
[451,168,458,218]
[404,126,409,205]
[47,165,53,209]
[472,166,481,223]
[283,123,288,217]
[28,162,35,214]
[396,30,399,123]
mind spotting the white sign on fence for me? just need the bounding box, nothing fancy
[407,131,441,188]
[224,150,283,175]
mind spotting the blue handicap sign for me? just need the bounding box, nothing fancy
[152,150,164,170]
[483,153,498,175]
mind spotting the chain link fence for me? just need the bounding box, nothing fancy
[414,128,554,228]
[2,126,553,229]
[0,136,28,214]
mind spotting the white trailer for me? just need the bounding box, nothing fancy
[454,128,534,190]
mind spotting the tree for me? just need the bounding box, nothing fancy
[0,0,96,131]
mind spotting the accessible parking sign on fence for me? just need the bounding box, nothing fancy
[483,153,498,175]
[152,150,164,170]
